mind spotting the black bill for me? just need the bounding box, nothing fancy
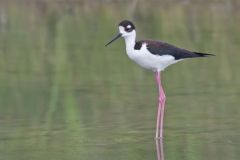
[105,33,122,46]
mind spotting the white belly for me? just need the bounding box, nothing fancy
[126,44,180,72]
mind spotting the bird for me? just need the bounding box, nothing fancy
[105,20,214,139]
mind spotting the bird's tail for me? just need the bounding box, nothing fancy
[193,52,215,57]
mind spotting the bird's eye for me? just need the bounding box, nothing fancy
[125,27,131,32]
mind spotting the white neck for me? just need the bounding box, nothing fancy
[123,30,136,53]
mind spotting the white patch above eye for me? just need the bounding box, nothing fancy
[127,25,131,29]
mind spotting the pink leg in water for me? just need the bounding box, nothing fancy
[156,139,164,160]
[155,71,166,139]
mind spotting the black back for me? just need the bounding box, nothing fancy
[134,41,142,50]
[136,40,214,60]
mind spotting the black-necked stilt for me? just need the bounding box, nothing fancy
[105,20,214,139]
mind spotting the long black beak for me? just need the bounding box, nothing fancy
[105,33,122,46]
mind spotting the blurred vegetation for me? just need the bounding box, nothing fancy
[0,0,240,160]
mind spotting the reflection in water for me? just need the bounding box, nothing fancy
[156,140,164,160]
[0,0,240,160]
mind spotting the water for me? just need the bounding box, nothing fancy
[0,0,240,160]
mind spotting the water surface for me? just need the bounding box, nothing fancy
[0,1,240,160]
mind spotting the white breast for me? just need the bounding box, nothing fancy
[126,43,180,72]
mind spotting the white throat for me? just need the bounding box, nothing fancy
[123,30,136,53]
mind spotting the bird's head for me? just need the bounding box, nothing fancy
[105,20,136,46]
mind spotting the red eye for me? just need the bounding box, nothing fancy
[125,27,131,32]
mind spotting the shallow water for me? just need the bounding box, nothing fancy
[0,1,240,160]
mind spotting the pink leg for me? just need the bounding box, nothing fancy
[155,71,166,139]
[156,139,164,160]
